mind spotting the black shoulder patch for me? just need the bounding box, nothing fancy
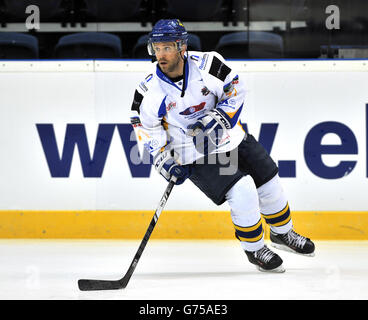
[131,89,144,114]
[209,56,231,81]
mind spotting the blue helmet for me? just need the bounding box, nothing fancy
[147,19,188,56]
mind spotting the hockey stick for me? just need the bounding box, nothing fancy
[78,176,177,291]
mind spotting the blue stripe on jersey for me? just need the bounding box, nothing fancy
[155,59,189,93]
[217,103,243,128]
[229,103,243,127]
[158,95,167,118]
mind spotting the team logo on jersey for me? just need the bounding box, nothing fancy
[139,74,153,93]
[179,102,206,116]
[218,98,236,110]
[130,116,142,128]
[166,101,177,112]
[144,139,159,152]
[201,86,210,96]
[224,75,239,97]
[139,81,148,93]
[199,54,209,70]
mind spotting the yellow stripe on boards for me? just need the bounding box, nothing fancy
[0,210,367,240]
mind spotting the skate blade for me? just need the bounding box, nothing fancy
[257,264,285,273]
[271,243,315,257]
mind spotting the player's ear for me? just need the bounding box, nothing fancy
[179,44,187,58]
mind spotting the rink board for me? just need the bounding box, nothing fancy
[1,60,368,240]
[0,210,367,240]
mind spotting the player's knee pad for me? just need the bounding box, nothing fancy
[226,175,259,220]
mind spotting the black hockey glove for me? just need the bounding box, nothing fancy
[153,149,191,185]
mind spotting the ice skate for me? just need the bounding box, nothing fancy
[270,229,315,257]
[245,245,285,273]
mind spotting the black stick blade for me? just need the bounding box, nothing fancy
[78,180,176,292]
[78,279,124,291]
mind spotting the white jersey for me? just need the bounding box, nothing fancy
[130,51,246,165]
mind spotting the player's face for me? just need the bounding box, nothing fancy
[153,42,184,76]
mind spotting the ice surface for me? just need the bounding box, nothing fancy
[0,239,367,300]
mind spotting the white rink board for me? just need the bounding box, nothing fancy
[0,60,367,211]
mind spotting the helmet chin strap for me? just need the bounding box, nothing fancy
[180,47,187,98]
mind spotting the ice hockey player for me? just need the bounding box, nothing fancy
[130,19,315,273]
